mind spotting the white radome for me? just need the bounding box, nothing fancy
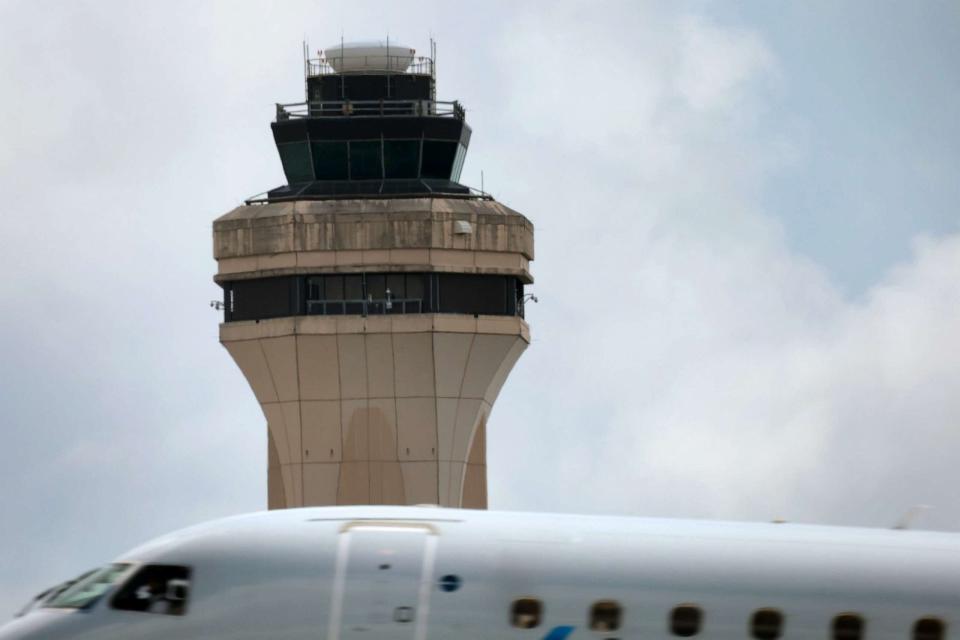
[323,41,416,73]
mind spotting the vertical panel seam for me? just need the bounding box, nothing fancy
[258,339,287,507]
[451,333,477,505]
[294,332,304,507]
[391,327,403,502]
[335,334,345,505]
[362,332,372,502]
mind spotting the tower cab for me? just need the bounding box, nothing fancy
[269,40,471,200]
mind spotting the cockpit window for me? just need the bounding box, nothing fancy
[45,564,131,610]
[111,564,191,616]
[18,570,97,617]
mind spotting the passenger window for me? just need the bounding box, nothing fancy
[751,609,784,640]
[111,565,191,616]
[590,600,622,631]
[833,613,864,640]
[671,604,703,637]
[914,618,946,640]
[511,598,542,629]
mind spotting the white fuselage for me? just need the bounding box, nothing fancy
[2,506,958,639]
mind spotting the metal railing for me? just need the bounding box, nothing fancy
[306,298,424,316]
[306,55,435,77]
[276,99,463,120]
[244,182,492,205]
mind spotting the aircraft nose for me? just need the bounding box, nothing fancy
[0,623,39,639]
[0,612,74,639]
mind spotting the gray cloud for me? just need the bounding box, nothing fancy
[0,0,958,618]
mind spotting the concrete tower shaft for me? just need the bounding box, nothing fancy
[214,197,533,508]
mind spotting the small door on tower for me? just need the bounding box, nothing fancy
[330,524,435,640]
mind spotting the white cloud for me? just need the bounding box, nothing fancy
[485,4,960,533]
[675,14,777,111]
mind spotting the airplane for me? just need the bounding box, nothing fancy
[1,505,957,639]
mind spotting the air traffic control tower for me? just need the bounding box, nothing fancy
[212,42,534,510]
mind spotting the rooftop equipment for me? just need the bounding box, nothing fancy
[323,41,417,73]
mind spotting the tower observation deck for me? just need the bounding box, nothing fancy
[212,40,534,509]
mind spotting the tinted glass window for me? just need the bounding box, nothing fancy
[312,141,348,180]
[438,274,506,315]
[384,140,420,178]
[366,274,386,299]
[341,75,389,102]
[386,274,407,299]
[451,143,468,181]
[671,605,703,637]
[406,274,425,300]
[326,275,344,301]
[45,564,130,610]
[229,278,292,322]
[22,569,97,616]
[511,598,542,629]
[278,142,313,184]
[307,276,324,301]
[223,273,521,320]
[111,565,191,616]
[344,274,363,300]
[420,140,456,179]
[350,140,382,179]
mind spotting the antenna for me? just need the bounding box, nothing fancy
[302,39,309,100]
[481,170,485,196]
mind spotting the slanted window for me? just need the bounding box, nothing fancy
[420,140,456,178]
[277,142,313,184]
[311,141,348,180]
[751,609,784,640]
[590,600,622,631]
[111,565,191,616]
[384,140,420,178]
[44,564,131,610]
[349,140,382,180]
[671,604,703,637]
[451,143,468,181]
[511,598,542,629]
[914,618,946,640]
[833,614,864,640]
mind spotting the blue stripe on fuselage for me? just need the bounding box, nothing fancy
[543,625,576,640]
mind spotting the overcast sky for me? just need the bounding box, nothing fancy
[1,0,959,617]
